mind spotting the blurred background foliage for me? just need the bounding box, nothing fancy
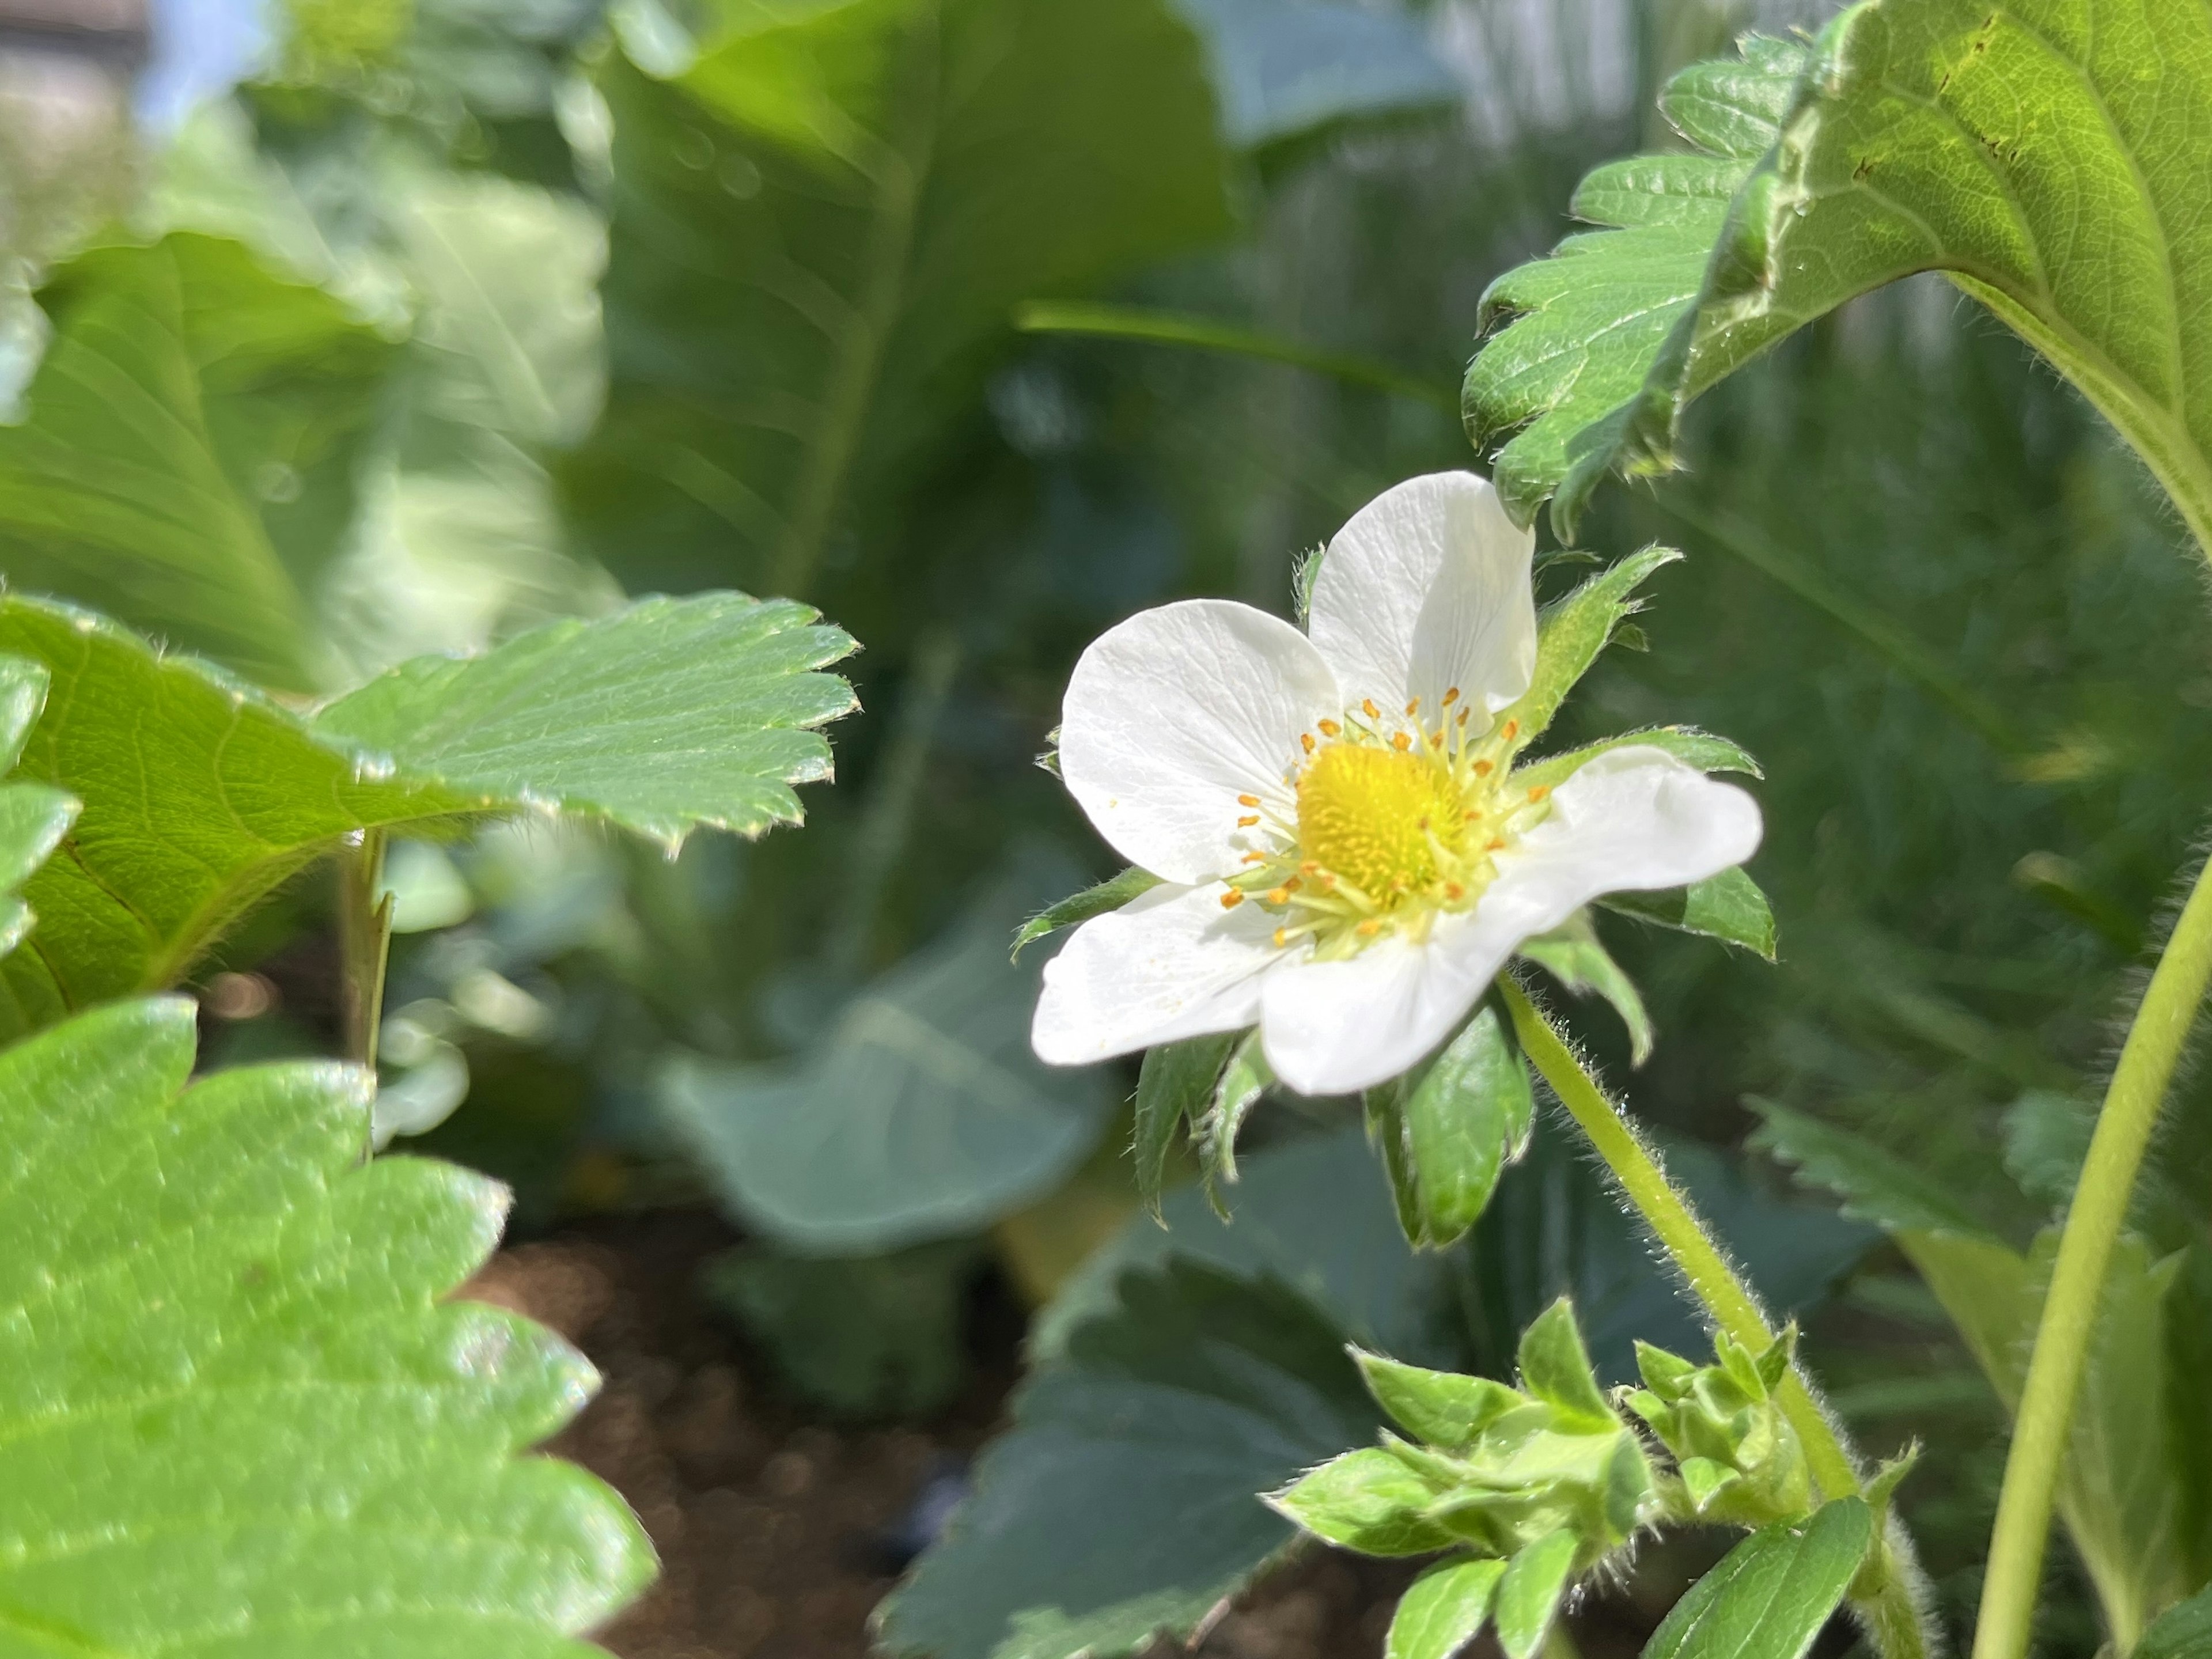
[3,0,2209,1652]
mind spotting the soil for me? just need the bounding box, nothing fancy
[463,1211,1683,1659]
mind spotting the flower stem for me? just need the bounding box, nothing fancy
[1498,976,1933,1659]
[339,828,393,1076]
[1971,852,2212,1659]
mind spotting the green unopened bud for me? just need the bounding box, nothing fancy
[1630,1329,1810,1527]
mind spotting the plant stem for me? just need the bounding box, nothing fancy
[1971,851,2212,1659]
[338,828,393,1077]
[1498,976,1933,1659]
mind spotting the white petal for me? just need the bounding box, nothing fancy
[1479,747,1764,941]
[1259,907,1520,1096]
[1032,881,1283,1066]
[1308,472,1536,722]
[1060,599,1338,885]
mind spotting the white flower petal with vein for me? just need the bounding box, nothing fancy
[1032,471,1762,1094]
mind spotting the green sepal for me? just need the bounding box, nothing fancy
[1388,1556,1507,1659]
[1011,866,1162,959]
[1517,1298,1614,1430]
[1267,1445,1461,1557]
[1357,1350,1525,1450]
[1366,1002,1534,1249]
[1512,726,1762,795]
[1197,1030,1272,1207]
[1505,546,1681,743]
[1133,1032,1236,1219]
[1494,1528,1578,1659]
[1634,1340,1700,1403]
[1599,866,1777,960]
[1516,911,1655,1065]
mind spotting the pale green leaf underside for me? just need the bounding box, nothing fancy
[1467,2,2212,556]
[0,592,852,1037]
[0,996,653,1655]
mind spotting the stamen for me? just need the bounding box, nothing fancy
[1237,815,1260,827]
[1442,687,1461,706]
[1221,890,1245,910]
[1404,697,1420,717]
[1361,699,1380,719]
[1266,886,1291,905]
[1487,835,1506,851]
[1457,708,1471,726]
[1241,851,1266,865]
[1390,732,1411,752]
[1445,881,1465,900]
[1474,759,1493,776]
[1272,927,1288,948]
[1357,919,1381,936]
[1301,732,1316,755]
[1299,861,1320,876]
[1501,719,1520,741]
[1237,793,1260,807]
[1317,718,1341,737]
[1527,784,1550,802]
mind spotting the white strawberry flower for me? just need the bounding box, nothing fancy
[1031,471,1762,1096]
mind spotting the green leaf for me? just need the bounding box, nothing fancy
[1388,1557,1508,1659]
[660,874,1114,1253]
[566,0,1231,600]
[1900,1229,2192,1649]
[1516,1297,1615,1430]
[1356,1350,1524,1452]
[0,592,853,1036]
[1748,1100,1992,1238]
[1012,866,1162,960]
[702,1238,978,1419]
[0,233,396,691]
[1196,1028,1272,1196]
[1507,547,1680,741]
[2137,1582,2212,1659]
[1517,912,1656,1065]
[1366,1004,1535,1249]
[1134,1033,1237,1218]
[1271,1445,1462,1558]
[0,658,78,953]
[1513,727,1763,794]
[1474,5,2212,559]
[1465,37,1810,535]
[0,995,652,1652]
[1599,867,1777,960]
[1494,1529,1579,1659]
[1642,1499,1873,1659]
[876,1260,1381,1659]
[315,592,858,847]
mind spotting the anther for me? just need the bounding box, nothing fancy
[1362,699,1380,719]
[1474,759,1493,775]
[1390,732,1411,752]
[1221,890,1245,910]
[1266,886,1291,905]
[1442,687,1461,706]
[1237,793,1259,807]
[1272,927,1289,947]
[1445,881,1466,900]
[1301,732,1316,755]
[1527,784,1550,802]
[1299,860,1320,876]
[1502,719,1520,741]
[1487,835,1506,851]
[1237,815,1260,827]
[1457,708,1471,726]
[1317,718,1341,737]
[1241,851,1266,865]
[1357,919,1381,936]
[1404,697,1420,717]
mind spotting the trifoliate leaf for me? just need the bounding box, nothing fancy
[1643,1499,1872,1659]
[1748,1099,1991,1238]
[1388,1556,1508,1659]
[0,592,852,1039]
[1494,1529,1579,1659]
[0,995,653,1653]
[876,1260,1380,1659]
[0,234,395,690]
[1465,37,1810,536]
[1134,1032,1237,1218]
[1599,867,1777,960]
[1508,547,1680,741]
[315,592,858,847]
[1012,866,1163,959]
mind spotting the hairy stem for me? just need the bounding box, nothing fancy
[1972,853,2212,1659]
[338,828,393,1077]
[1498,977,1933,1659]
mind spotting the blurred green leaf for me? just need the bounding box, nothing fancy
[0,658,78,954]
[2138,1582,2212,1659]
[0,995,651,1652]
[1902,1229,2190,1649]
[702,1237,978,1419]
[0,233,396,690]
[566,0,1232,599]
[1012,866,1162,960]
[0,592,851,1037]
[660,874,1115,1253]
[1465,36,1809,536]
[1134,1032,1235,1218]
[1749,1100,1991,1238]
[1388,1557,1506,1659]
[876,1260,1380,1659]
[316,590,857,846]
[1642,1499,1872,1659]
[1599,868,1775,960]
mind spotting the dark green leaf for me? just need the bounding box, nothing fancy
[0,234,396,691]
[1517,914,1655,1065]
[1270,1445,1461,1557]
[1599,867,1777,960]
[1464,36,1809,535]
[1388,1557,1507,1659]
[1134,1033,1237,1218]
[1643,1499,1872,1659]
[661,874,1114,1253]
[2137,1582,2212,1659]
[1507,547,1680,741]
[702,1238,978,1419]
[1494,1529,1579,1659]
[1749,1100,1991,1238]
[315,592,858,847]
[566,0,1231,599]
[1012,866,1162,960]
[1401,1004,1534,1245]
[877,1260,1381,1659]
[1516,1298,1614,1430]
[0,996,652,1651]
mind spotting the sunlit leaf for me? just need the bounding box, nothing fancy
[1387,1556,1506,1659]
[1642,1499,1872,1659]
[1599,868,1776,961]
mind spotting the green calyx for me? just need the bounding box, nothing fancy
[1626,1327,1812,1528]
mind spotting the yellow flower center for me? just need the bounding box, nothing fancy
[1294,744,1464,901]
[1219,692,1553,959]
